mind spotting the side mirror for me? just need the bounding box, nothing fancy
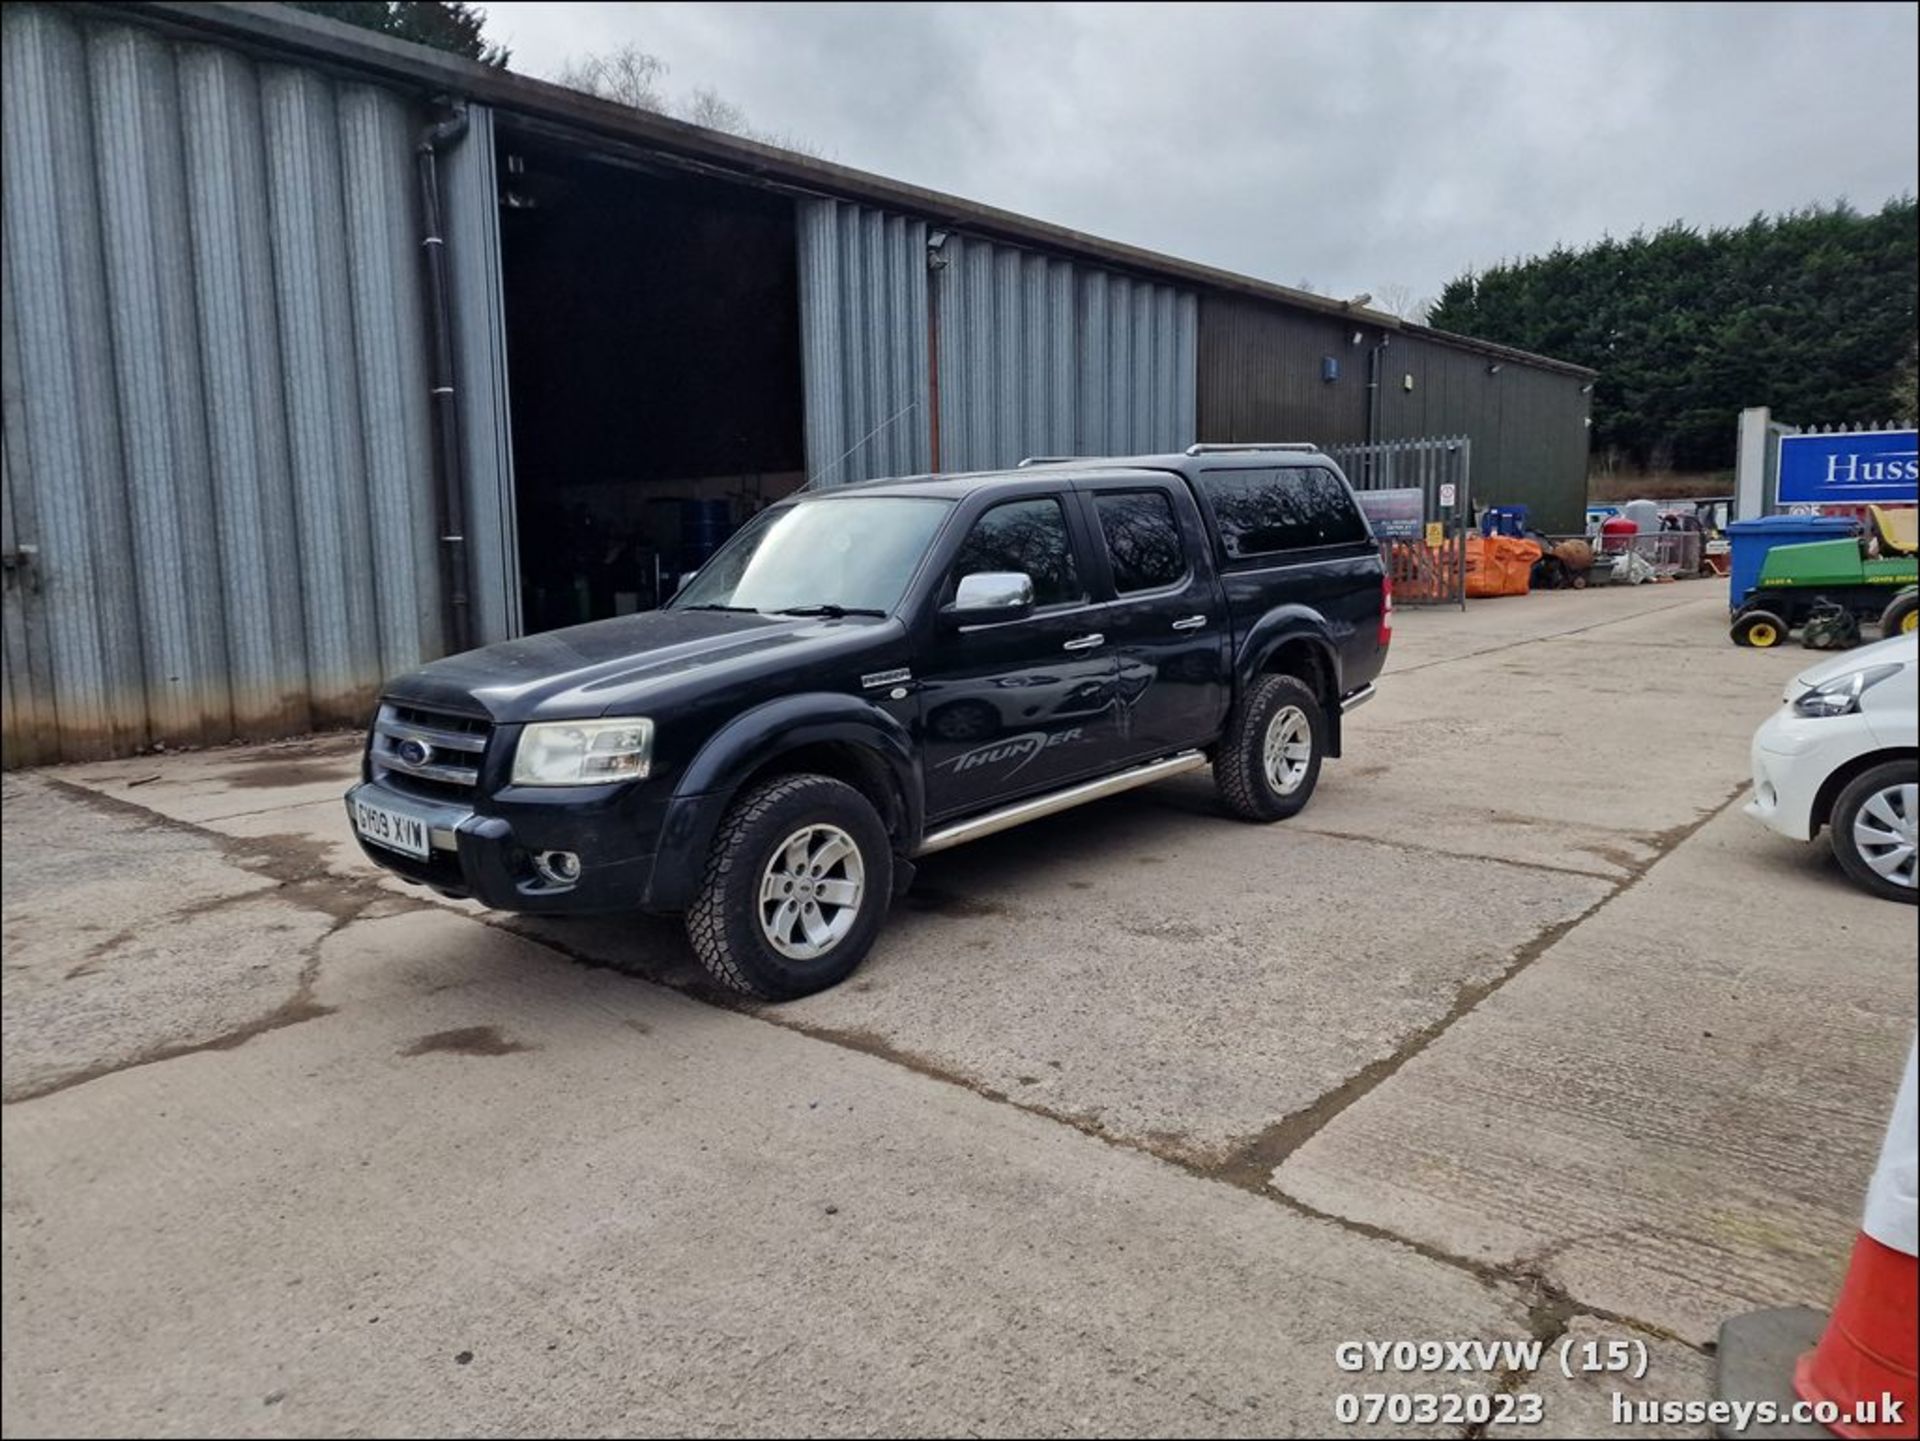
[943,571,1034,626]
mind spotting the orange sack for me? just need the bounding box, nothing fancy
[1464,536,1543,598]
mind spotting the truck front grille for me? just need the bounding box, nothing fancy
[371,701,491,801]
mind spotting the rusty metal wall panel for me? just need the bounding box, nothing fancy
[90,22,231,744]
[442,102,519,644]
[0,3,443,765]
[935,233,1195,472]
[339,84,441,674]
[1,5,147,760]
[797,198,931,484]
[177,41,311,736]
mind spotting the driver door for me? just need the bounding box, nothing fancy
[917,495,1122,821]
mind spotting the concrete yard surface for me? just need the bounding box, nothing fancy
[4,581,1915,1437]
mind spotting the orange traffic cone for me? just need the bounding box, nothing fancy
[1794,1041,1919,1439]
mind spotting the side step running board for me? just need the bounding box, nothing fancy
[914,750,1209,857]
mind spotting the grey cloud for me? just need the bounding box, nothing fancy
[483,1,1919,300]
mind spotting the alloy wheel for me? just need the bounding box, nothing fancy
[758,823,866,959]
[1262,705,1313,796]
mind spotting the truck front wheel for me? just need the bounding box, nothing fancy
[1214,673,1326,822]
[686,774,894,1000]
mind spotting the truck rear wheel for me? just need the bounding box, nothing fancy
[1214,672,1325,822]
[686,774,893,1000]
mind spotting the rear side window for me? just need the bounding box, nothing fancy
[1094,490,1187,593]
[1199,466,1370,557]
[952,497,1084,608]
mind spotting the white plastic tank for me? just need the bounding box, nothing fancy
[1622,498,1661,534]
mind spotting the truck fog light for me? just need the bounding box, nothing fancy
[534,850,581,885]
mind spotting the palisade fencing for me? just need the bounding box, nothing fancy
[1322,436,1471,610]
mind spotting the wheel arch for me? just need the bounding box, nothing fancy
[646,695,922,911]
[1236,611,1344,757]
[1811,746,1919,834]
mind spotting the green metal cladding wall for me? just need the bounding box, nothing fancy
[1196,294,1592,533]
[1379,332,1592,533]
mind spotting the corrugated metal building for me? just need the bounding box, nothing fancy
[0,0,1593,767]
[1196,296,1594,523]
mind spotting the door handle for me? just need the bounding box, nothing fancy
[1062,633,1105,652]
[1171,615,1207,631]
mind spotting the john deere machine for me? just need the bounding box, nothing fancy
[1730,506,1919,649]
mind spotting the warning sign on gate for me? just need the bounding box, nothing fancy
[1425,522,1445,548]
[1439,483,1457,508]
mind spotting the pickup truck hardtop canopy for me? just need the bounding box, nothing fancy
[796,445,1337,502]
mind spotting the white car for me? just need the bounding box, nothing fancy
[1747,633,1918,902]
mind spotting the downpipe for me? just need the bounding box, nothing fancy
[417,99,472,655]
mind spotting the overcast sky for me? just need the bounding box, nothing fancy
[482,1,1919,308]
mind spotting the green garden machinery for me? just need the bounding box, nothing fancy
[1730,507,1919,649]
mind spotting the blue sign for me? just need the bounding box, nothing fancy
[1777,429,1918,506]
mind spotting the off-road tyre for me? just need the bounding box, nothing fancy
[1213,672,1326,822]
[686,774,893,1000]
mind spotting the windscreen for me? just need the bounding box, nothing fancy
[671,496,953,615]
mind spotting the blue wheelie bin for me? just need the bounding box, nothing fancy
[1725,515,1860,612]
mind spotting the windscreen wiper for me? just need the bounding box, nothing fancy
[774,604,887,618]
[680,603,761,613]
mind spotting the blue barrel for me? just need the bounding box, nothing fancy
[678,498,736,569]
[1725,514,1859,611]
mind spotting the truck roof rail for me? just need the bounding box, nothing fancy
[1183,442,1319,455]
[1015,455,1099,467]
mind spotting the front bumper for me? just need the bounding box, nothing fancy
[1745,707,1879,843]
[345,779,659,913]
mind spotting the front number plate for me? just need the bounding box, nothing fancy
[352,796,430,861]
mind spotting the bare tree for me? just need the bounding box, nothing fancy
[554,44,668,113]
[1373,282,1435,323]
[552,43,819,156]
[682,86,748,135]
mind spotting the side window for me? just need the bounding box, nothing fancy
[1295,466,1371,546]
[1199,465,1370,557]
[952,497,1084,608]
[1094,490,1187,593]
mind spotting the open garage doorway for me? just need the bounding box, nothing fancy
[495,121,808,632]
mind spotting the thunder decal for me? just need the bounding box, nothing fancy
[940,728,1085,776]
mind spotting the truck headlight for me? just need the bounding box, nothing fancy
[512,717,653,785]
[1791,665,1900,719]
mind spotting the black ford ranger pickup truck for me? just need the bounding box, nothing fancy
[346,445,1391,999]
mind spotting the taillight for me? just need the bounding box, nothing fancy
[1379,573,1393,647]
